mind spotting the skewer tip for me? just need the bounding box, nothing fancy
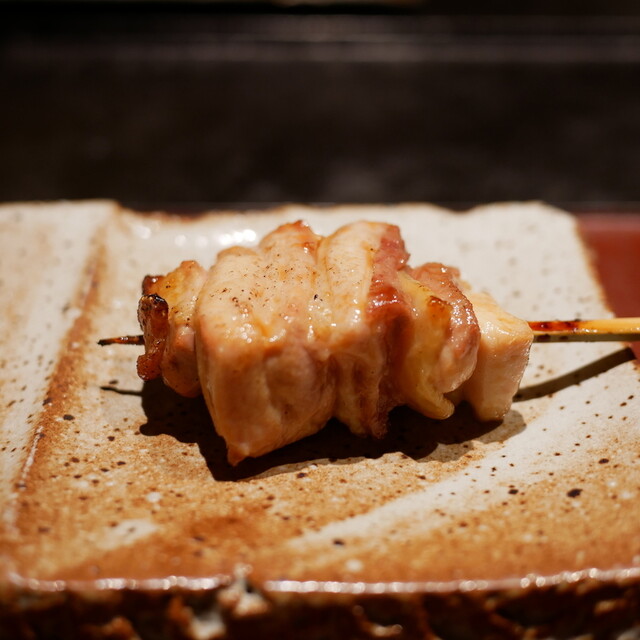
[98,335,145,346]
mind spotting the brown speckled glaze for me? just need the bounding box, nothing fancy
[1,202,639,639]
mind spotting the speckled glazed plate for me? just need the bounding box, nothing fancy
[1,201,639,639]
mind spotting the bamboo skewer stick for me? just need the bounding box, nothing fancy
[99,318,640,346]
[529,318,640,343]
[98,335,144,346]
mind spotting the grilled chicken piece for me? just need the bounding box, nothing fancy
[138,261,207,397]
[319,221,409,437]
[410,263,479,393]
[195,222,336,464]
[401,263,480,420]
[455,289,533,421]
[132,221,531,464]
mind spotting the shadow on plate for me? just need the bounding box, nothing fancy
[135,379,524,481]
[515,346,635,402]
[109,346,634,481]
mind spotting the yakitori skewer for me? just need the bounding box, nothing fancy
[96,219,639,464]
[100,318,640,347]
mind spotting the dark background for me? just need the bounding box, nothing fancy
[1,1,639,209]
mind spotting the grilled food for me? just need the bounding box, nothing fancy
[132,220,532,464]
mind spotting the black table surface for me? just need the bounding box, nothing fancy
[1,2,640,208]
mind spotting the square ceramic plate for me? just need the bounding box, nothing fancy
[1,201,639,638]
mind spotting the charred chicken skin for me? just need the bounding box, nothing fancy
[135,221,532,464]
